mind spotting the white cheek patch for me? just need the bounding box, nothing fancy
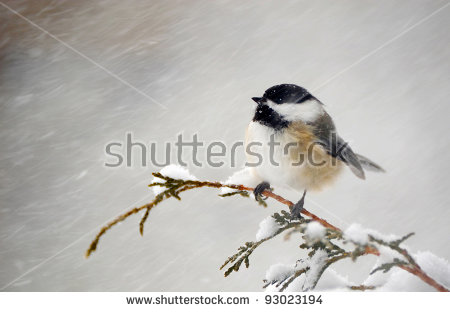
[266,99,324,122]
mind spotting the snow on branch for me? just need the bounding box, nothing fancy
[85,165,449,292]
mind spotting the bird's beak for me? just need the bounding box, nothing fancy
[252,97,263,104]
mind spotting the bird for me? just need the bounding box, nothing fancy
[245,84,384,219]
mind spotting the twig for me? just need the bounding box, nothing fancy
[85,173,448,292]
[349,285,376,291]
[370,234,448,292]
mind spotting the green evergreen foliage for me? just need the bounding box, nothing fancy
[85,172,448,292]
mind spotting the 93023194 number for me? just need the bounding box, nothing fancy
[264,294,322,304]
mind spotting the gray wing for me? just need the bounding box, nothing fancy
[355,153,385,173]
[311,112,365,180]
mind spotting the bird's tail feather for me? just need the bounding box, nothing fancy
[355,154,385,173]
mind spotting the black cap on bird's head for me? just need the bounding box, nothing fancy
[251,84,322,130]
[252,84,312,105]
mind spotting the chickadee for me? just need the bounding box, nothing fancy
[245,84,384,218]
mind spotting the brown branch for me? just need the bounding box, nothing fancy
[349,285,376,291]
[245,187,447,292]
[85,177,448,292]
[229,184,341,232]
[399,265,448,292]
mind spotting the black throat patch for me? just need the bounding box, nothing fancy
[252,104,289,130]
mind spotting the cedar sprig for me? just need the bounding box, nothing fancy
[85,172,448,292]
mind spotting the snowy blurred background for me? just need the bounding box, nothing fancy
[0,0,449,291]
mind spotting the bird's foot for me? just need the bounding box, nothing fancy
[290,190,307,220]
[253,181,271,201]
